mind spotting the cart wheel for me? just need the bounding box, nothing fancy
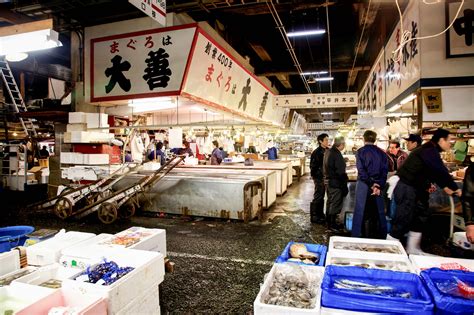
[119,202,136,219]
[54,197,73,219]
[98,202,118,224]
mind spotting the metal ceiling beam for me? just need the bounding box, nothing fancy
[0,7,34,24]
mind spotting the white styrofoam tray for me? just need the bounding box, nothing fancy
[117,283,160,315]
[11,263,79,289]
[62,248,164,314]
[98,227,166,256]
[60,234,113,257]
[329,236,407,257]
[0,266,38,287]
[0,250,20,277]
[325,251,415,273]
[0,283,52,314]
[254,264,324,315]
[409,254,474,274]
[27,231,96,266]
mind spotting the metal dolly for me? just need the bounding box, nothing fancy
[30,164,138,219]
[71,156,184,224]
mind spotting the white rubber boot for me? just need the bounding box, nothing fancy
[406,231,436,256]
[386,234,399,241]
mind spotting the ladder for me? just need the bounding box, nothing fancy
[0,56,37,137]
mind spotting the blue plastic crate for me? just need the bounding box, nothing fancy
[321,266,434,314]
[275,241,327,266]
[0,225,34,253]
[420,268,474,315]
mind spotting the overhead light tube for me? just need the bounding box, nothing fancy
[315,77,334,82]
[287,29,326,37]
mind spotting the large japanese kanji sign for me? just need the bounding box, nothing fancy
[384,0,420,105]
[90,24,197,102]
[181,29,285,124]
[358,49,385,114]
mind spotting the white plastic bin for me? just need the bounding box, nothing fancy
[0,250,20,277]
[254,264,324,315]
[99,227,166,255]
[0,266,38,287]
[62,248,164,314]
[325,251,415,273]
[11,263,79,289]
[409,254,474,274]
[329,236,407,257]
[27,231,96,266]
[15,288,107,315]
[0,284,51,314]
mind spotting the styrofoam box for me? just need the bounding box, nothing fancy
[60,246,126,270]
[15,288,107,315]
[11,263,79,288]
[117,284,160,315]
[86,113,108,129]
[254,264,324,315]
[66,123,87,132]
[325,251,415,273]
[0,284,52,314]
[0,267,38,287]
[69,112,86,124]
[27,231,96,266]
[0,250,20,277]
[99,227,167,256]
[329,236,407,257]
[62,248,165,314]
[64,131,91,143]
[409,254,474,274]
[84,154,109,165]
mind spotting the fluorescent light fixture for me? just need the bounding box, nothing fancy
[323,120,333,123]
[400,94,417,105]
[315,77,334,82]
[287,29,326,37]
[387,103,402,112]
[321,112,333,115]
[301,71,329,76]
[5,52,28,62]
[128,97,176,113]
[0,29,62,55]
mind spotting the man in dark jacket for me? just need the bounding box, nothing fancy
[462,160,474,243]
[386,141,408,173]
[352,130,388,238]
[323,137,348,231]
[388,128,462,254]
[310,133,329,223]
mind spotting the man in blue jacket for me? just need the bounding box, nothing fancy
[352,130,388,238]
[388,128,462,254]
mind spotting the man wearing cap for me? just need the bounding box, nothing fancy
[388,128,462,254]
[404,134,422,152]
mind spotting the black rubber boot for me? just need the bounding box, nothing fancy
[311,201,326,224]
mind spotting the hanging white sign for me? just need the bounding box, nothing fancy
[275,92,357,109]
[384,0,420,105]
[358,49,385,114]
[181,30,285,125]
[128,0,166,27]
[89,24,196,102]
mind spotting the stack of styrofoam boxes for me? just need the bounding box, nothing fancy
[321,236,415,314]
[409,254,474,274]
[62,247,164,314]
[59,227,166,314]
[64,112,114,144]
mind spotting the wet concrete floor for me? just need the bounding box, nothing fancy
[1,174,466,313]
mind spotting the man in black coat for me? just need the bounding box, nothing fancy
[388,128,462,254]
[309,133,329,223]
[323,137,348,230]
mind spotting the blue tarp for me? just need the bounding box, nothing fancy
[275,241,327,266]
[321,266,434,314]
[421,268,474,315]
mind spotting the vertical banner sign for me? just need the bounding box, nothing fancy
[384,0,420,105]
[90,25,196,102]
[129,0,166,27]
[182,30,285,124]
[422,89,443,113]
[447,0,474,57]
[358,49,385,114]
